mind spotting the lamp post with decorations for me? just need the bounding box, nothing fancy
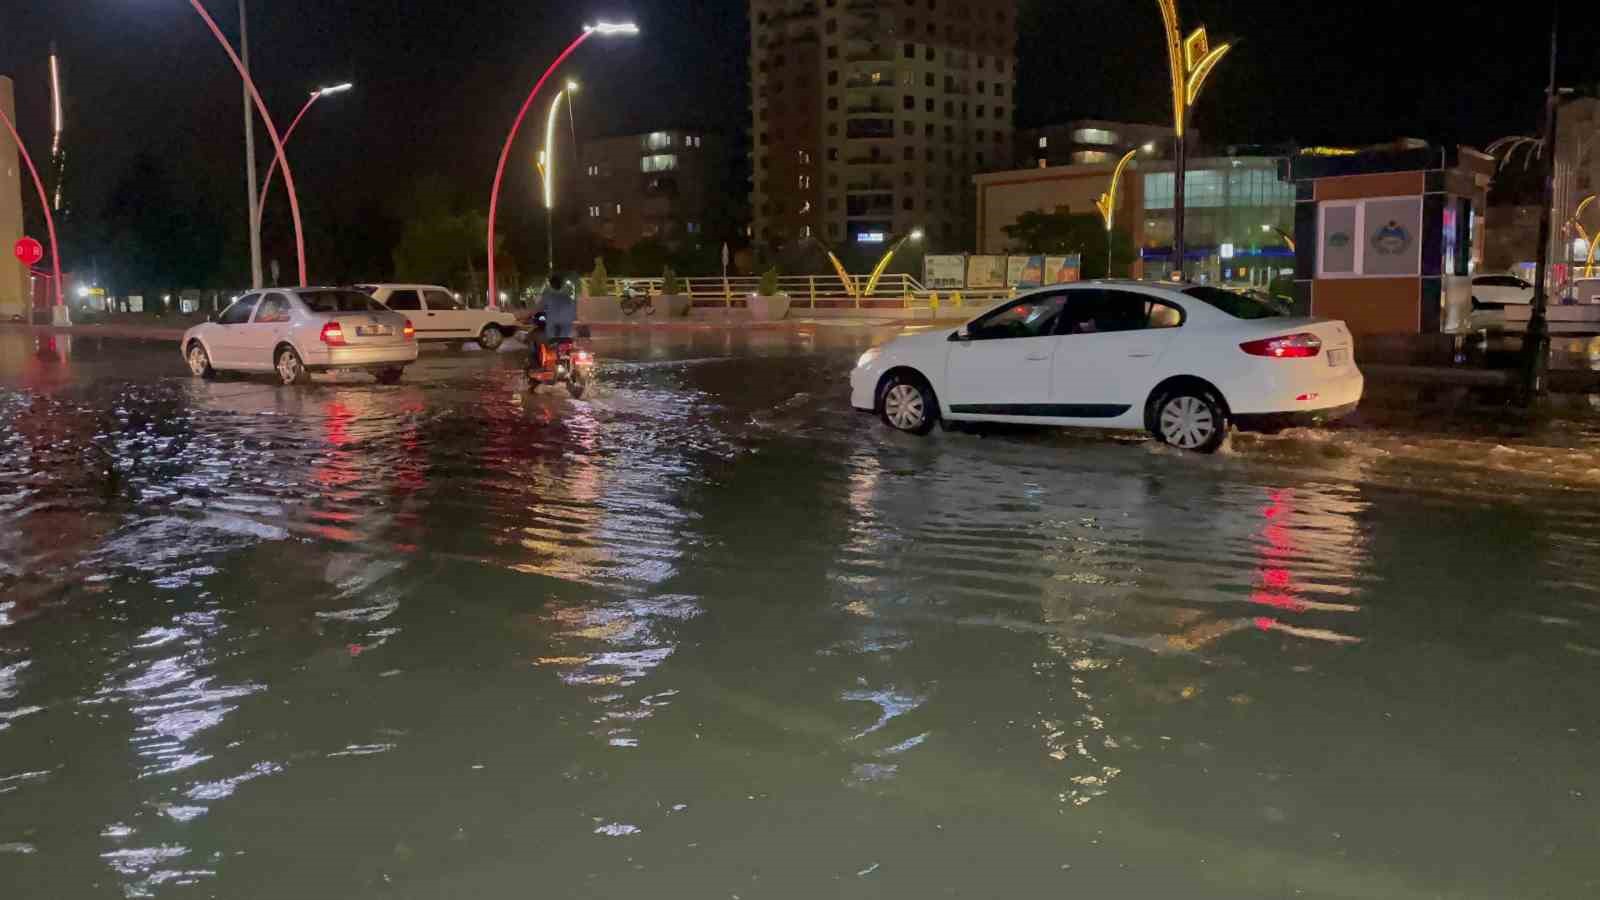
[1155,0,1233,280]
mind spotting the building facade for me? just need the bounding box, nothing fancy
[974,154,1296,285]
[749,0,1018,254]
[1,77,27,320]
[1016,119,1177,170]
[575,129,728,250]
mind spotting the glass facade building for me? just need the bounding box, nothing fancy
[1138,158,1297,285]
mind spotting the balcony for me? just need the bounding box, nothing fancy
[845,155,895,167]
[844,41,892,63]
[846,178,894,193]
[846,118,895,140]
[845,101,895,115]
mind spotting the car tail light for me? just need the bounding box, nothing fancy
[1241,332,1322,358]
[573,350,594,365]
[403,319,416,341]
[320,321,347,346]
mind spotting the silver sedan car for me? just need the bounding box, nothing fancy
[182,288,420,385]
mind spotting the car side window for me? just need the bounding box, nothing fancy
[386,289,423,311]
[967,293,1069,340]
[1059,290,1155,335]
[217,294,259,325]
[1148,300,1183,329]
[254,293,291,324]
[424,290,461,311]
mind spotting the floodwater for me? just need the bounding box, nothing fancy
[2,328,1599,899]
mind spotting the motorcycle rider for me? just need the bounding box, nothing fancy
[532,273,578,371]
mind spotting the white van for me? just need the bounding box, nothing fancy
[357,284,522,350]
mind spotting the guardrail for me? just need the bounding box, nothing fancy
[601,273,1012,314]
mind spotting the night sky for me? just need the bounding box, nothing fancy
[0,0,1590,271]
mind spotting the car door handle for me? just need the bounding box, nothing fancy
[1025,351,1051,361]
[1127,352,1154,358]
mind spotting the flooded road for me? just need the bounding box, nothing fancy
[3,328,1599,898]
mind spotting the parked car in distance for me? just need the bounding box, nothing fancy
[182,288,418,385]
[357,284,521,350]
[1469,274,1534,330]
[851,281,1363,453]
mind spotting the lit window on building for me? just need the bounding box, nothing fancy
[644,132,674,150]
[1038,136,1048,149]
[1072,127,1118,145]
[616,203,623,214]
[642,154,679,173]
[1072,150,1113,164]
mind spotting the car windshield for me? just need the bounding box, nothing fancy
[1182,286,1290,320]
[299,290,384,313]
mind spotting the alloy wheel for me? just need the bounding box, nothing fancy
[1159,395,1216,450]
[187,346,208,376]
[276,350,302,385]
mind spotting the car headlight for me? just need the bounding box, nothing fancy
[856,348,882,369]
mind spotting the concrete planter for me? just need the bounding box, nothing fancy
[656,294,692,318]
[578,295,623,322]
[747,294,791,321]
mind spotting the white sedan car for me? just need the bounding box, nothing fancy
[851,281,1363,453]
[182,288,419,386]
[357,284,522,350]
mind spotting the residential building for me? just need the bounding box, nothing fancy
[749,0,1018,254]
[974,153,1296,286]
[575,129,729,250]
[1017,119,1178,169]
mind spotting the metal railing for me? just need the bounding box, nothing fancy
[598,273,1012,314]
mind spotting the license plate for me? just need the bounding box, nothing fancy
[357,325,391,337]
[1327,348,1349,367]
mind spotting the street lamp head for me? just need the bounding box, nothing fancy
[586,21,640,36]
[1142,141,1157,153]
[566,80,580,93]
[315,82,354,97]
[1261,224,1271,232]
[910,228,925,242]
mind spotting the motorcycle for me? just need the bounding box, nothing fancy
[619,283,654,317]
[526,311,595,399]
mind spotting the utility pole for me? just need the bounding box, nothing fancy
[240,0,263,289]
[1525,6,1559,404]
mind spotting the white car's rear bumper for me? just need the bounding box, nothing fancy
[304,344,419,370]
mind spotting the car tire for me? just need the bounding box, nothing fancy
[375,367,405,385]
[1151,386,1228,454]
[275,346,310,386]
[878,373,938,436]
[479,326,505,351]
[186,342,216,379]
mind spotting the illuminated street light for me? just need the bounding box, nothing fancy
[254,82,356,274]
[1261,223,1296,252]
[1094,147,1144,277]
[180,0,308,286]
[1156,0,1233,279]
[538,80,580,274]
[862,228,925,297]
[487,22,639,308]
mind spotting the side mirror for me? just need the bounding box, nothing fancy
[949,329,971,343]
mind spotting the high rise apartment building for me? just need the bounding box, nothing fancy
[749,0,1017,254]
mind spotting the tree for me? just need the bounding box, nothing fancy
[1002,210,1137,279]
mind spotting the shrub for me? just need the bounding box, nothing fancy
[759,266,781,297]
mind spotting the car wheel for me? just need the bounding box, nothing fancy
[879,373,938,436]
[275,347,310,386]
[375,367,405,385]
[1152,388,1227,453]
[186,342,216,379]
[479,326,505,351]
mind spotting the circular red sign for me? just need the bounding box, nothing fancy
[13,237,44,267]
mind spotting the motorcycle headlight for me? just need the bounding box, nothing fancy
[856,348,882,369]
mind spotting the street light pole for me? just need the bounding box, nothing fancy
[254,83,352,276]
[1156,0,1231,281]
[486,22,637,310]
[1524,7,1560,402]
[239,0,263,289]
[541,81,578,276]
[1095,146,1143,277]
[185,0,308,286]
[0,100,65,312]
[862,228,924,297]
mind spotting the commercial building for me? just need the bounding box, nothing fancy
[748,0,1018,253]
[575,129,730,250]
[974,153,1296,285]
[1285,144,1493,341]
[1,77,26,320]
[1016,119,1177,169]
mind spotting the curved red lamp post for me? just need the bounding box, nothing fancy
[186,0,308,286]
[0,103,63,309]
[255,83,351,254]
[486,22,637,308]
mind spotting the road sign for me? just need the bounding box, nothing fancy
[14,237,44,268]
